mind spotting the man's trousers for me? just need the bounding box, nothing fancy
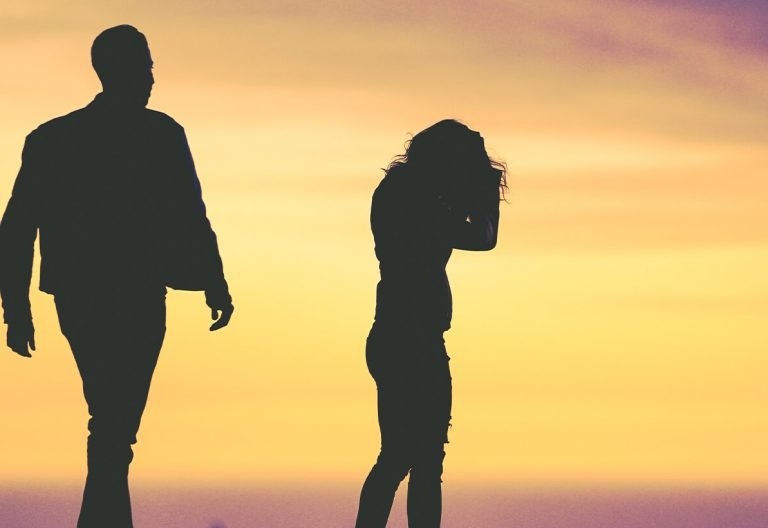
[55,288,166,528]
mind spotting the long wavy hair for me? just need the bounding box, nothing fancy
[384,119,508,205]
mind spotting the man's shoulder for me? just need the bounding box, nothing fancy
[28,107,89,142]
[29,106,185,141]
[143,108,184,134]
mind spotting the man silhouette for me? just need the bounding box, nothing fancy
[0,25,234,528]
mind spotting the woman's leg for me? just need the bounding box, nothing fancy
[355,398,412,528]
[406,339,452,528]
[407,448,446,528]
[355,330,412,528]
[356,329,451,527]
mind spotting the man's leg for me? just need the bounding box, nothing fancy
[56,291,165,528]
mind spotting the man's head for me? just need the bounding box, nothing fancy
[91,25,154,106]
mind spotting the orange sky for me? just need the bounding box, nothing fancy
[0,0,766,487]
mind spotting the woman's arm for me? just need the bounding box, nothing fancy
[375,179,499,254]
[435,185,500,251]
[450,204,499,251]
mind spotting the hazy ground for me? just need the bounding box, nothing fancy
[2,485,767,527]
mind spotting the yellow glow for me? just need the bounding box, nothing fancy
[0,0,766,487]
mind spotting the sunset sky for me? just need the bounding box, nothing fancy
[0,0,766,490]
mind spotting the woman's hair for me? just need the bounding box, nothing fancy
[384,119,508,203]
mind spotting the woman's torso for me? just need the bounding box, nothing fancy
[371,171,453,333]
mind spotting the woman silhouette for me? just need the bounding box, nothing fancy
[355,119,506,527]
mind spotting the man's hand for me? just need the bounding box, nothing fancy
[208,302,234,331]
[6,320,35,357]
[205,285,233,331]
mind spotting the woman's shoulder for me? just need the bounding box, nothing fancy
[375,167,416,200]
[373,173,397,205]
[372,171,417,227]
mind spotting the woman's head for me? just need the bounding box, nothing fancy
[386,119,507,204]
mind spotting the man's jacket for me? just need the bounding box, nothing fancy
[0,93,230,324]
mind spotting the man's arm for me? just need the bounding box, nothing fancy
[171,126,233,331]
[0,133,40,356]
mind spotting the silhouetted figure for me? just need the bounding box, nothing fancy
[0,25,233,528]
[355,120,506,528]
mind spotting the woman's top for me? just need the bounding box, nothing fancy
[371,170,456,333]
